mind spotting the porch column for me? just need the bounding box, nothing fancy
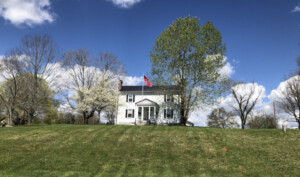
[141,106,144,120]
[148,106,150,119]
[154,107,156,119]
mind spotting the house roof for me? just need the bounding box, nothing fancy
[120,85,180,92]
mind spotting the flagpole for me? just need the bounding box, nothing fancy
[142,74,144,100]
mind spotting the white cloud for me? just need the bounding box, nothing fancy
[107,0,142,8]
[221,83,266,111]
[292,5,300,12]
[121,75,142,85]
[268,77,298,102]
[188,108,212,127]
[0,0,55,27]
[268,76,300,104]
[206,55,235,78]
[268,76,299,128]
[219,61,234,78]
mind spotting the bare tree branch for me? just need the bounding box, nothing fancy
[231,83,262,129]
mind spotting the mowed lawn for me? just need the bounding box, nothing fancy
[0,125,299,177]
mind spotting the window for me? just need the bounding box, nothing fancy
[125,109,134,118]
[138,107,142,119]
[165,94,173,102]
[164,109,173,118]
[150,107,154,118]
[126,95,135,102]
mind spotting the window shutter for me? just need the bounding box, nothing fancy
[164,94,166,102]
[164,109,166,118]
[126,95,128,102]
[133,109,135,118]
[171,95,174,102]
[133,95,135,102]
[171,109,173,118]
[125,109,127,118]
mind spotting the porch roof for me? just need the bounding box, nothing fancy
[135,98,159,107]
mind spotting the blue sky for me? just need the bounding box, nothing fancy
[0,0,300,96]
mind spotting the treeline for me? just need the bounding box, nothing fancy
[207,58,300,129]
[0,34,123,126]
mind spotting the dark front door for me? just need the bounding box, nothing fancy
[143,107,149,120]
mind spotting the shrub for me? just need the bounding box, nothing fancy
[248,114,276,129]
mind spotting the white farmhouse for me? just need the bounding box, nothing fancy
[116,80,181,125]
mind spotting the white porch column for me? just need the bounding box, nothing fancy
[141,106,144,120]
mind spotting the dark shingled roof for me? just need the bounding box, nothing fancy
[120,85,180,92]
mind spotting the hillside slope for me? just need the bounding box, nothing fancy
[0,125,299,177]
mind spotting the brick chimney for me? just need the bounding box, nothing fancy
[118,80,123,91]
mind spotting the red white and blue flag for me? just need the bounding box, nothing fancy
[143,75,152,87]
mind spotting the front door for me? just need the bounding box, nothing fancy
[143,107,149,120]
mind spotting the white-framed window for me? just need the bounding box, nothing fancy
[164,108,173,118]
[125,109,134,118]
[127,95,135,102]
[165,94,173,102]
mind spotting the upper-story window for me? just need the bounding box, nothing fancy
[165,94,173,102]
[126,94,135,102]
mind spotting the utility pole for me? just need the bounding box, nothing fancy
[273,102,277,129]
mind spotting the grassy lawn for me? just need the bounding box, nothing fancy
[0,125,299,177]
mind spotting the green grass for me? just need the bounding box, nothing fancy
[0,125,299,177]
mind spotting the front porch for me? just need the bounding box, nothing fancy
[135,99,159,125]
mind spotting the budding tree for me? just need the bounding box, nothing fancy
[63,49,124,124]
[150,16,228,125]
[12,34,58,124]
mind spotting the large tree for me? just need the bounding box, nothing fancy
[63,49,123,124]
[0,73,56,125]
[277,75,300,129]
[3,34,59,124]
[63,49,97,124]
[0,51,23,126]
[95,52,125,118]
[150,16,227,125]
[231,83,263,129]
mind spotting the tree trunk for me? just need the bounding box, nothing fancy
[98,109,102,124]
[84,117,89,124]
[82,109,95,125]
[28,112,34,125]
[298,122,300,129]
[8,109,12,126]
[180,81,187,126]
[180,99,187,126]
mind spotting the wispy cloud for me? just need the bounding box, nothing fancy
[107,0,142,9]
[292,5,300,12]
[0,0,55,27]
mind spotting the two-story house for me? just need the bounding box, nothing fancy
[116,80,181,125]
